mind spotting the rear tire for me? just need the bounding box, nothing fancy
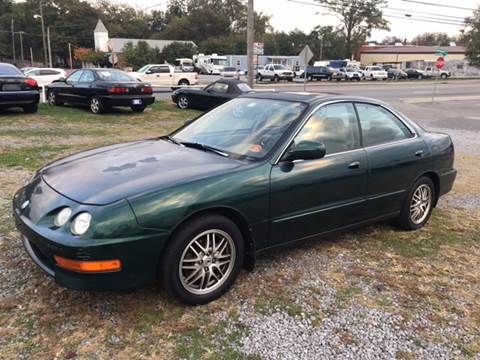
[160,214,244,305]
[441,73,447,80]
[178,79,189,86]
[89,96,104,114]
[131,105,146,113]
[396,176,435,230]
[23,103,38,113]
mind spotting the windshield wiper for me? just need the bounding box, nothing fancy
[180,142,230,157]
[159,135,181,145]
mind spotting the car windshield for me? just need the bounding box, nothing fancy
[273,65,287,70]
[0,64,22,76]
[173,98,307,159]
[97,70,137,81]
[370,67,382,71]
[137,65,150,73]
[224,67,236,71]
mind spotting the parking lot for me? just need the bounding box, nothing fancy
[1,81,479,359]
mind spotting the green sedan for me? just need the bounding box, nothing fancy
[13,93,456,305]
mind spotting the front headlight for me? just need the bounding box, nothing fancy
[71,212,92,235]
[54,207,72,227]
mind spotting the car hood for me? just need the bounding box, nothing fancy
[41,140,242,205]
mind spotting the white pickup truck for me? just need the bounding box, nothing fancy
[364,66,388,80]
[130,64,198,87]
[256,64,294,82]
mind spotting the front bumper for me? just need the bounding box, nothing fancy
[0,90,39,106]
[100,95,155,108]
[13,178,169,291]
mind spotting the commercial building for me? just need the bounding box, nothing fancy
[357,45,479,76]
[225,55,304,70]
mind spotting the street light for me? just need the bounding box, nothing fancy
[34,2,48,66]
[318,35,324,60]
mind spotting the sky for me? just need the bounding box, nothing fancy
[116,0,480,41]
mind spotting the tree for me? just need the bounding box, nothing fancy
[121,41,161,70]
[465,8,480,66]
[73,47,104,67]
[382,36,403,45]
[314,0,389,58]
[411,32,452,46]
[161,41,196,63]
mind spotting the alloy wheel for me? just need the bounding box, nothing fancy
[90,98,100,113]
[48,91,56,106]
[410,184,432,224]
[179,229,236,295]
[177,96,189,109]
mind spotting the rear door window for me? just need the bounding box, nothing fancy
[67,70,83,83]
[355,103,413,147]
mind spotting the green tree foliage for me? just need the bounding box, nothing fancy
[121,41,162,70]
[465,8,480,66]
[411,32,453,46]
[160,41,196,63]
[315,0,389,58]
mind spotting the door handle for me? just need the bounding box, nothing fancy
[348,161,360,169]
[415,150,424,157]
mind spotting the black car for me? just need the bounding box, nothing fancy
[46,69,155,114]
[301,66,333,81]
[0,63,39,113]
[405,69,431,80]
[172,79,252,110]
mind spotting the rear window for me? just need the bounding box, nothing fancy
[97,70,136,81]
[0,64,22,76]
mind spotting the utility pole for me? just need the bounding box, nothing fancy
[47,26,52,67]
[11,19,16,64]
[319,35,324,60]
[247,0,254,87]
[30,47,34,66]
[68,43,73,69]
[18,31,25,62]
[39,1,48,66]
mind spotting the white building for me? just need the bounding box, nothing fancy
[93,19,196,54]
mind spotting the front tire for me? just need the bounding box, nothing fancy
[176,94,190,109]
[47,90,63,106]
[89,96,104,114]
[160,214,244,305]
[397,176,435,230]
[131,105,146,113]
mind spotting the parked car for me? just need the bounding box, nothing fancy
[23,68,67,87]
[405,69,431,80]
[46,68,154,114]
[302,66,333,81]
[387,68,408,80]
[338,68,362,81]
[256,64,294,82]
[174,58,195,73]
[364,66,388,80]
[172,79,252,110]
[0,63,39,113]
[424,67,451,80]
[14,93,456,305]
[130,64,198,87]
[220,67,244,78]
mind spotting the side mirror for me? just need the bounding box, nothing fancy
[57,77,66,83]
[284,141,326,162]
[145,70,152,74]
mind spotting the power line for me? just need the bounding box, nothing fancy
[386,6,467,21]
[384,14,465,26]
[398,0,476,11]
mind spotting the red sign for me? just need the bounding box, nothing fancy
[435,57,445,70]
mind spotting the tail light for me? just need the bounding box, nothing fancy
[25,78,38,88]
[141,86,152,94]
[107,87,129,94]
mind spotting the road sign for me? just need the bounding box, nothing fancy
[435,49,448,57]
[299,45,314,64]
[253,42,264,55]
[435,56,445,70]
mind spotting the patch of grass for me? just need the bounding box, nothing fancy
[0,145,71,169]
[0,127,107,137]
[335,286,363,308]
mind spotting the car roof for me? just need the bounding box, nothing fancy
[241,92,387,107]
[216,79,247,85]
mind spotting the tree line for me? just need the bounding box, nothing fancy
[1,0,479,68]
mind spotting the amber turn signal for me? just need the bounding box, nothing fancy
[54,256,121,273]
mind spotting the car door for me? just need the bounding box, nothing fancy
[205,82,231,108]
[265,65,274,79]
[354,102,429,218]
[148,65,172,86]
[57,70,82,103]
[74,70,96,104]
[269,102,368,245]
